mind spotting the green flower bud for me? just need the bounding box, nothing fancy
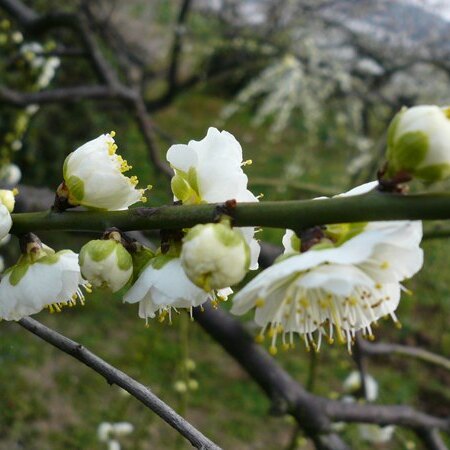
[386,105,450,182]
[180,222,250,291]
[79,239,132,293]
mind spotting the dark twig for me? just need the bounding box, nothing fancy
[353,333,368,399]
[18,317,221,450]
[166,0,193,101]
[358,340,450,371]
[415,428,448,450]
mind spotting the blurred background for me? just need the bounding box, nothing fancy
[0,0,449,449]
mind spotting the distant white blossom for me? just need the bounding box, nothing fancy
[343,371,378,402]
[359,424,395,443]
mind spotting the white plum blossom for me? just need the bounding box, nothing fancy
[232,182,423,352]
[0,204,12,242]
[338,371,395,442]
[97,421,134,450]
[0,163,21,185]
[62,132,147,210]
[20,41,60,89]
[180,222,250,290]
[123,254,232,323]
[167,127,253,204]
[0,244,90,321]
[386,105,450,182]
[166,127,260,269]
[79,238,133,293]
[0,189,16,242]
[343,371,378,402]
[359,424,395,443]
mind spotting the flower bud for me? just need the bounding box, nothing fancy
[62,133,146,210]
[173,380,188,393]
[0,189,15,213]
[180,222,250,291]
[79,239,132,293]
[386,105,450,182]
[0,204,12,241]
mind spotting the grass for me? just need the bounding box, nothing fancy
[1,89,450,450]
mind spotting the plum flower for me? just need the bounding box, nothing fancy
[61,132,146,210]
[343,371,378,402]
[180,222,250,290]
[386,105,450,182]
[0,189,16,242]
[79,238,133,293]
[0,238,90,321]
[123,254,232,323]
[231,182,423,352]
[166,127,260,269]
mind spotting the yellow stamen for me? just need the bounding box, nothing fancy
[255,298,265,308]
[255,334,265,343]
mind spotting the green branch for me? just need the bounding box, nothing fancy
[10,192,450,235]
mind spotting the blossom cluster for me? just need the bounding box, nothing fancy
[3,103,448,354]
[232,182,423,352]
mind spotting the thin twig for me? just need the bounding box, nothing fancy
[18,317,222,450]
[415,428,449,450]
[359,340,450,371]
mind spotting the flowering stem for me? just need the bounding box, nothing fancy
[10,192,450,235]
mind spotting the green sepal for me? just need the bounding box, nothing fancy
[131,246,155,281]
[8,261,30,286]
[325,222,368,247]
[150,254,175,270]
[66,175,85,203]
[290,233,301,252]
[115,244,133,271]
[171,168,201,205]
[415,163,450,183]
[80,240,115,266]
[386,107,406,150]
[389,131,428,174]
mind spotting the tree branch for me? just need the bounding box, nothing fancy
[358,340,450,371]
[193,304,450,446]
[18,317,221,450]
[166,0,193,99]
[0,86,136,106]
[10,192,450,235]
[415,428,448,450]
[193,305,350,450]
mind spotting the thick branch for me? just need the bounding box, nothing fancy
[193,305,349,450]
[10,193,450,235]
[18,317,221,450]
[194,305,450,446]
[0,0,37,24]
